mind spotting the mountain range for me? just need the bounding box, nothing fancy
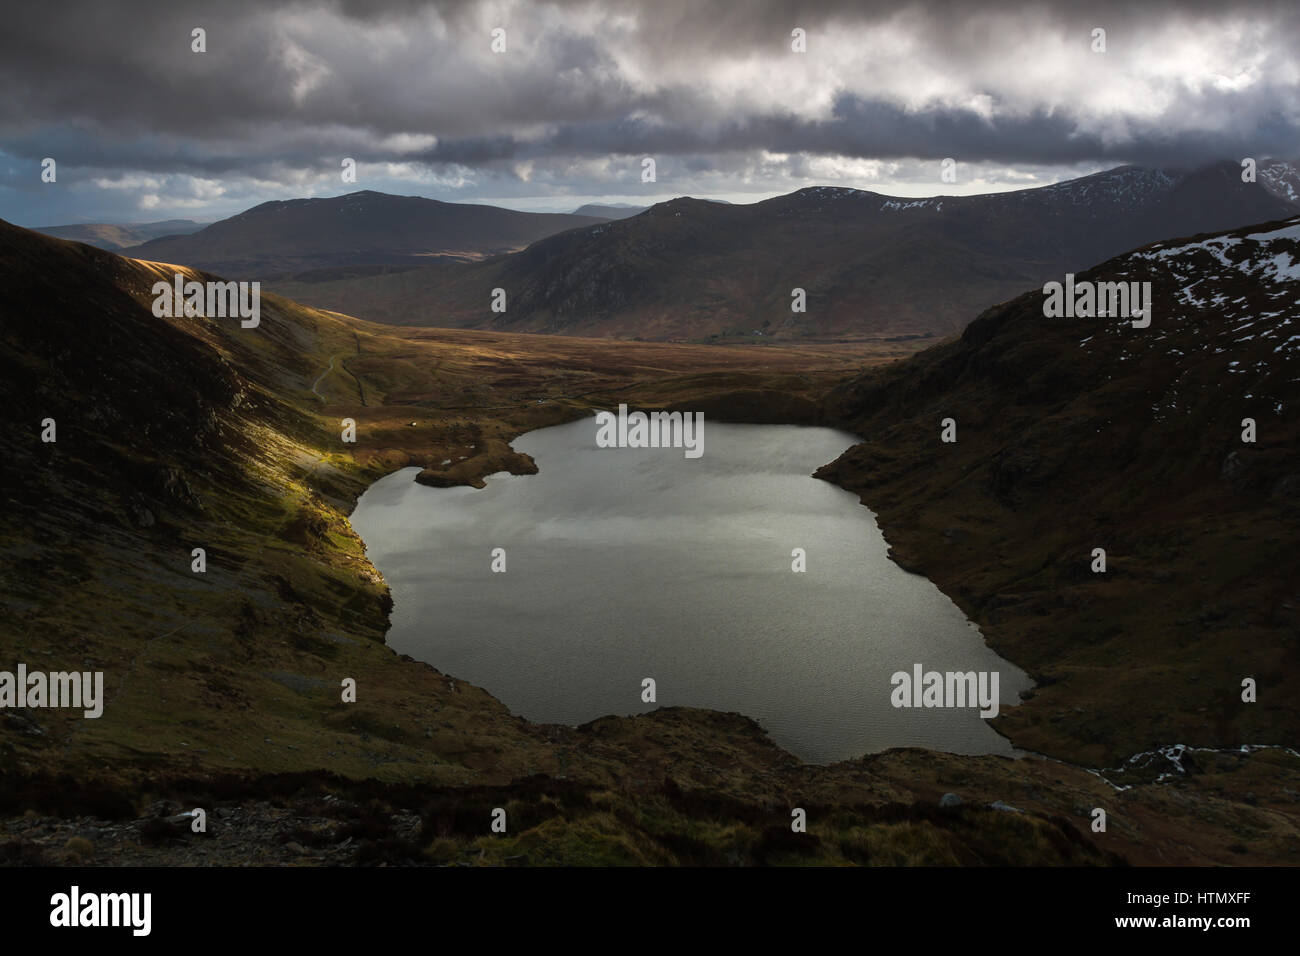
[267,159,1300,340]
[571,203,647,219]
[32,218,204,250]
[120,191,607,277]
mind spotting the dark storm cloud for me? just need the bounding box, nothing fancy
[1,0,1297,222]
[416,94,1299,168]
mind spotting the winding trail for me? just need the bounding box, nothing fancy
[312,353,339,402]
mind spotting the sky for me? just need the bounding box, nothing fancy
[2,0,1298,226]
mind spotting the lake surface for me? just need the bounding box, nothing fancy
[350,418,1031,764]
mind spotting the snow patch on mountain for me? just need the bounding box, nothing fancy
[1134,220,1300,290]
[1030,166,1178,208]
[1260,159,1300,203]
[1070,217,1300,425]
[881,198,943,212]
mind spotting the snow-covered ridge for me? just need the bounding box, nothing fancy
[1068,218,1300,423]
[793,166,1181,215]
[795,186,864,200]
[1134,220,1300,285]
[881,198,944,212]
[1261,159,1300,203]
[788,187,947,213]
[1028,166,1178,207]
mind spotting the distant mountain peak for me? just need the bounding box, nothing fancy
[571,202,647,220]
[28,218,205,251]
[793,185,866,198]
[123,192,607,278]
[1029,165,1179,206]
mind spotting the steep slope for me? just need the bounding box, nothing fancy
[271,161,1300,341]
[121,191,604,278]
[0,218,608,797]
[0,222,390,772]
[818,215,1300,765]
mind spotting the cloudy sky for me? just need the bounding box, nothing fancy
[2,0,1298,225]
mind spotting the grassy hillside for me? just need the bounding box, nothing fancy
[819,217,1300,766]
